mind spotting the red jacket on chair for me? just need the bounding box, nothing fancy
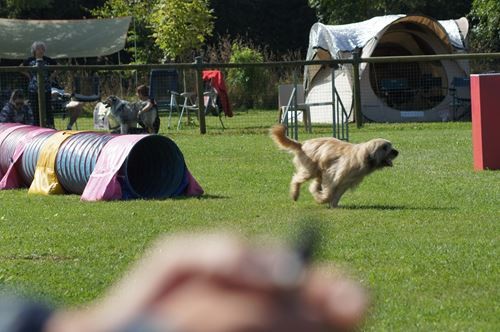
[202,70,233,117]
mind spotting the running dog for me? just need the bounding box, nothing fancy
[270,124,399,208]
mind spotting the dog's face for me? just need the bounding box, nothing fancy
[365,139,399,169]
[103,95,119,108]
[103,95,134,119]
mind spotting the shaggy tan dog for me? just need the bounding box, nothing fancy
[270,124,398,208]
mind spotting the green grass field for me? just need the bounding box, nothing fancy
[1,116,499,330]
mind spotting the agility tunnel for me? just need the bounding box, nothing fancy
[0,124,203,200]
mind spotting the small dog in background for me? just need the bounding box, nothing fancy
[103,96,157,134]
[270,124,399,208]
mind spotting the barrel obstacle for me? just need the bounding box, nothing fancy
[0,123,203,201]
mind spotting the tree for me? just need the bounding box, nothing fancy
[0,0,103,19]
[150,0,214,61]
[308,0,471,25]
[308,0,380,24]
[209,0,316,56]
[92,0,214,62]
[1,0,53,17]
[226,43,266,108]
[91,0,162,63]
[469,0,500,52]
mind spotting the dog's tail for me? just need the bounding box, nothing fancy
[270,124,302,153]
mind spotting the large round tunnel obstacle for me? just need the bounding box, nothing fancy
[0,124,202,200]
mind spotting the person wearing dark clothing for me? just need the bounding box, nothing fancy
[21,41,57,127]
[0,89,34,125]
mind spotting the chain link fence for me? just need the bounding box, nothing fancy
[358,54,500,124]
[0,53,499,138]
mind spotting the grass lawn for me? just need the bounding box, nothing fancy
[0,116,498,330]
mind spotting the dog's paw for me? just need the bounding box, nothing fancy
[308,181,322,195]
[311,191,328,204]
[328,202,339,208]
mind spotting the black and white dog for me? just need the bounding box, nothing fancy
[103,96,158,134]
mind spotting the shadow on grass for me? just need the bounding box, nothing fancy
[170,194,228,201]
[0,254,74,261]
[338,204,456,211]
[198,194,227,200]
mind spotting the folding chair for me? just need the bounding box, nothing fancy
[52,73,101,130]
[278,84,311,135]
[380,78,412,107]
[149,69,181,129]
[174,91,197,130]
[449,77,471,120]
[72,73,101,102]
[202,70,231,129]
[203,77,226,129]
[177,71,228,130]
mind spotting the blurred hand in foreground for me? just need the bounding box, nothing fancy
[46,233,368,332]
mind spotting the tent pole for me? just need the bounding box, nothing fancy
[331,66,337,138]
[195,57,206,134]
[292,69,298,140]
[118,51,124,97]
[133,16,138,85]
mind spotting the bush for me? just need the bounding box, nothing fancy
[226,43,268,109]
[204,36,305,110]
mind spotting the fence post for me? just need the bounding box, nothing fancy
[352,50,363,128]
[195,56,206,134]
[291,69,299,140]
[330,65,337,138]
[36,60,47,127]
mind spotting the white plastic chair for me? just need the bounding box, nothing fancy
[278,84,311,133]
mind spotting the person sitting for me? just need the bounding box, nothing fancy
[0,89,35,125]
[135,84,160,134]
[51,86,84,130]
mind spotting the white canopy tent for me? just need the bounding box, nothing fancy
[304,15,470,123]
[0,17,131,59]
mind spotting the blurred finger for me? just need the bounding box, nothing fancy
[302,271,369,331]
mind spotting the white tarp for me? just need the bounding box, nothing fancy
[0,17,131,59]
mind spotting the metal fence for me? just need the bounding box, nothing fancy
[0,53,499,139]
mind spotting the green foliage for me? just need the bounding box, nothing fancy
[91,0,162,64]
[0,0,53,18]
[5,0,53,10]
[308,0,379,24]
[91,0,146,19]
[209,0,316,56]
[92,0,214,62]
[0,0,94,19]
[308,0,471,24]
[226,44,267,109]
[150,0,215,61]
[469,0,500,52]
